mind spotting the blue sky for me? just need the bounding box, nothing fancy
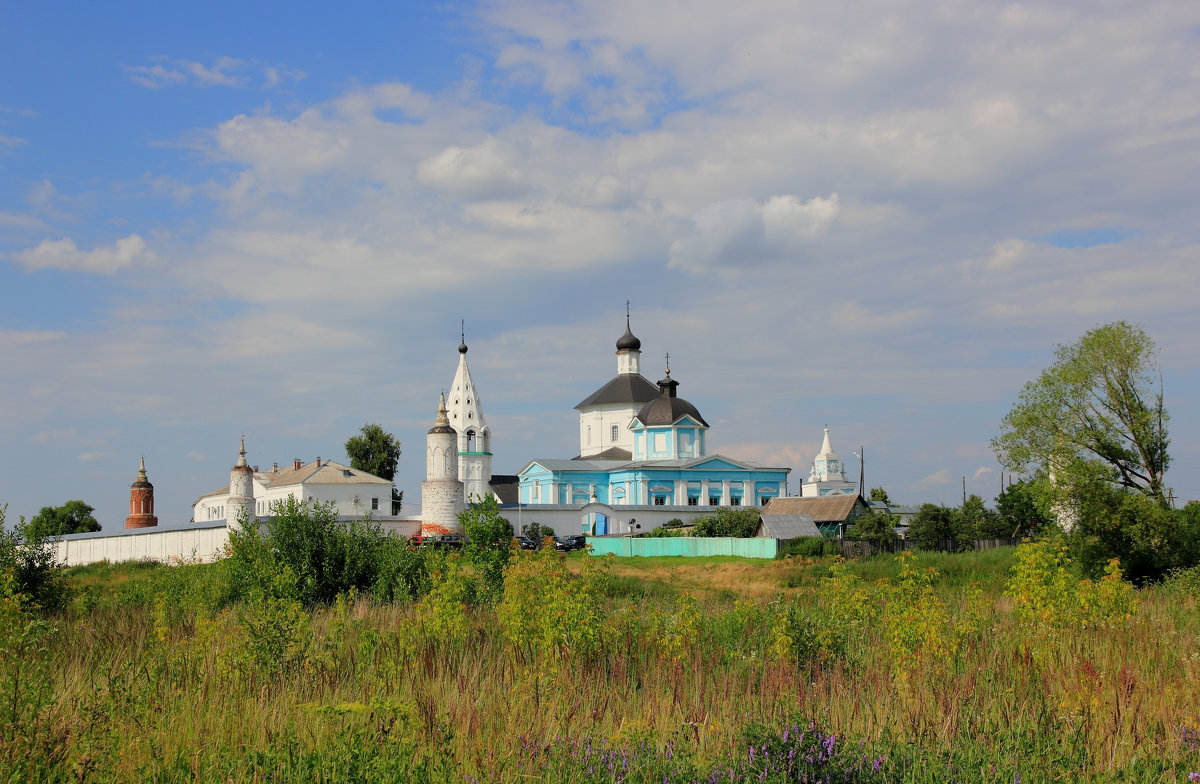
[3,0,1200,529]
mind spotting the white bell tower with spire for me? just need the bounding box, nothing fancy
[801,426,859,497]
[447,323,493,504]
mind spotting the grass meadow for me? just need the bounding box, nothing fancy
[2,543,1200,782]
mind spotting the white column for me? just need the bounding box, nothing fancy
[721,480,731,505]
[701,479,711,505]
[745,481,756,506]
[639,479,649,505]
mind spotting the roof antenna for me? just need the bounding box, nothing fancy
[626,299,631,326]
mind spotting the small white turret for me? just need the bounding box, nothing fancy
[421,392,466,534]
[227,438,256,526]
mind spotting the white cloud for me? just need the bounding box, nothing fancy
[76,451,113,462]
[417,137,532,201]
[9,234,152,274]
[124,57,304,89]
[667,194,839,273]
[973,467,994,480]
[916,469,952,489]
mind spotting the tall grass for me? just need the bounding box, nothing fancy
[0,548,1197,782]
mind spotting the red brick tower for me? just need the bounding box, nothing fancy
[125,457,159,529]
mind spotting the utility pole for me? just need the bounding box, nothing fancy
[858,445,864,497]
[962,476,967,505]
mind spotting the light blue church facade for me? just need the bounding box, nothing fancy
[516,314,790,535]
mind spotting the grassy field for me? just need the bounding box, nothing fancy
[2,544,1199,782]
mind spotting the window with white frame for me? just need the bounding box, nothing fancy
[611,424,618,442]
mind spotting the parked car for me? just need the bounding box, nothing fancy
[434,533,464,549]
[408,533,433,547]
[517,536,540,550]
[555,534,587,552]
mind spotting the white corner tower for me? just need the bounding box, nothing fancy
[801,426,859,498]
[448,325,493,504]
[227,438,257,525]
[421,393,466,534]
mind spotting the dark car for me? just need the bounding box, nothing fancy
[517,536,540,550]
[434,533,464,549]
[555,534,587,552]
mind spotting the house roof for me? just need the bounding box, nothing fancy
[520,453,788,476]
[762,495,865,523]
[575,446,632,461]
[756,513,821,539]
[575,373,660,409]
[192,459,390,506]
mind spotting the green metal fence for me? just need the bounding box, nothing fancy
[586,536,778,559]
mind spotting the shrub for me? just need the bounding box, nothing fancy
[0,505,69,614]
[777,537,838,558]
[691,507,760,538]
[227,497,386,607]
[906,504,962,551]
[1006,538,1137,628]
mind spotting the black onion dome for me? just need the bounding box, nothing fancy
[458,340,468,354]
[616,322,641,351]
[635,372,709,427]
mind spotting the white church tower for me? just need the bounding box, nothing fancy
[447,326,493,504]
[421,393,465,533]
[801,426,859,498]
[575,304,660,459]
[227,438,256,525]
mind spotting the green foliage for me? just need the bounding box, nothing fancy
[369,537,431,603]
[0,505,68,614]
[994,479,1049,538]
[777,536,839,558]
[992,321,1170,505]
[520,521,556,544]
[1006,538,1137,629]
[23,499,100,539]
[690,507,760,538]
[458,497,513,602]
[345,423,403,513]
[845,511,899,545]
[228,496,388,607]
[956,493,1006,539]
[906,504,962,551]
[868,486,891,504]
[1069,491,1200,584]
[344,423,402,481]
[498,548,608,661]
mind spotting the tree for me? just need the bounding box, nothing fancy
[957,493,1006,539]
[845,511,899,545]
[992,322,1170,506]
[23,500,100,539]
[868,487,892,505]
[458,497,514,601]
[345,423,403,514]
[994,480,1049,538]
[0,504,69,613]
[906,504,961,551]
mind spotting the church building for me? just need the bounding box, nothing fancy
[516,312,790,534]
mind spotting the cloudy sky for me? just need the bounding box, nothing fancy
[2,0,1199,530]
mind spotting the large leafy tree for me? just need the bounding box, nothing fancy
[345,423,403,513]
[993,480,1049,538]
[24,499,100,539]
[992,322,1170,506]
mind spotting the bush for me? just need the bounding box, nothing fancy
[0,505,69,614]
[1069,493,1200,584]
[691,507,760,538]
[777,537,838,558]
[227,497,389,607]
